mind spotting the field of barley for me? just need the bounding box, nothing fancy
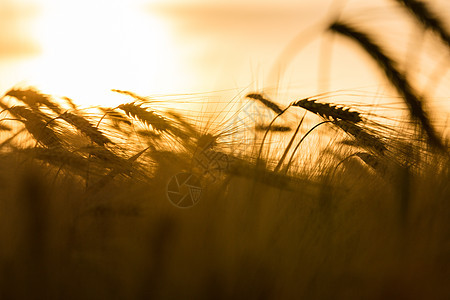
[0,0,449,299]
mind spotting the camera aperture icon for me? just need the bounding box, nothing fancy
[166,172,202,208]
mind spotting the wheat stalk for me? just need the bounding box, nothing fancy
[136,129,161,139]
[62,97,78,111]
[98,107,132,127]
[283,120,334,174]
[117,102,169,132]
[334,120,387,153]
[256,105,291,165]
[112,89,151,102]
[292,98,363,123]
[6,104,53,123]
[8,106,61,148]
[246,93,284,115]
[6,88,62,114]
[59,112,112,146]
[274,113,306,172]
[331,151,388,181]
[329,21,445,151]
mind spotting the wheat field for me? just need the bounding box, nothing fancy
[0,0,449,299]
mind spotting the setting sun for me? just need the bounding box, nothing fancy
[9,0,184,106]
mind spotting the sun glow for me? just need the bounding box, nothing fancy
[27,0,183,106]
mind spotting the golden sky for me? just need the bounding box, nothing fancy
[0,0,449,117]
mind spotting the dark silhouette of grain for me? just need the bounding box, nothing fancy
[246,93,284,115]
[59,112,112,146]
[8,106,61,148]
[329,21,446,151]
[118,102,169,132]
[394,0,450,48]
[6,88,62,114]
[292,98,363,123]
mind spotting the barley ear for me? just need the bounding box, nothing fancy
[246,93,284,115]
[59,112,112,146]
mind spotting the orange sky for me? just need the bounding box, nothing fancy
[0,0,449,124]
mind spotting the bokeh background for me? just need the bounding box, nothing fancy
[1,0,449,120]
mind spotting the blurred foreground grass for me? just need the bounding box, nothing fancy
[0,86,448,300]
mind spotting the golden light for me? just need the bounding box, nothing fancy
[26,0,185,106]
[2,0,449,118]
